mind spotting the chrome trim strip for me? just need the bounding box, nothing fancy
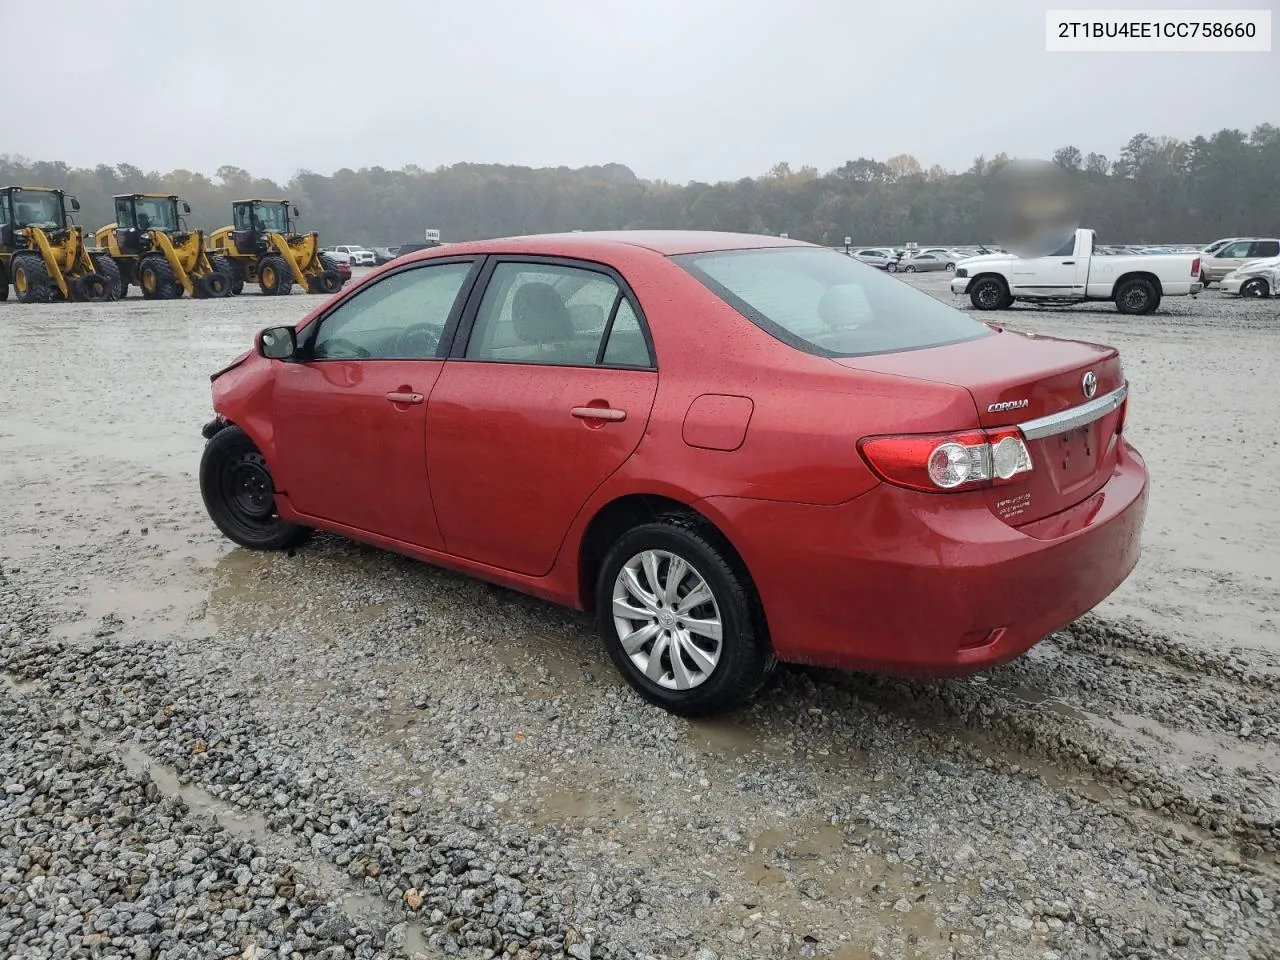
[1017,383,1127,440]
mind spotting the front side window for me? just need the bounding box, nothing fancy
[1219,241,1254,259]
[11,191,63,229]
[310,261,472,361]
[465,262,645,367]
[676,247,993,358]
[133,198,178,232]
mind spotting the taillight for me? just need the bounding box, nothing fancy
[859,428,1033,493]
[1191,257,1201,276]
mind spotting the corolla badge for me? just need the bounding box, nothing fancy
[987,399,1029,413]
[1082,371,1098,398]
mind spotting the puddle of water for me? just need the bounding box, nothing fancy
[686,716,790,761]
[534,782,639,825]
[0,673,40,694]
[1098,711,1277,774]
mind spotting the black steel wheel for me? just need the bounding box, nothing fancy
[199,425,312,550]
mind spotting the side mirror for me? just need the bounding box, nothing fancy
[182,202,191,214]
[292,206,300,218]
[70,198,81,211]
[257,325,297,360]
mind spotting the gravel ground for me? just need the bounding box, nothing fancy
[1,272,1277,960]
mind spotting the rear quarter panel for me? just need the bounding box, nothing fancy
[1086,254,1198,298]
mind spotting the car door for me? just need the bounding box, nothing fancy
[272,258,479,549]
[1009,233,1088,294]
[425,258,659,576]
[1207,240,1256,279]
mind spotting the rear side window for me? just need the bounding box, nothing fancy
[675,247,992,358]
[1251,240,1279,258]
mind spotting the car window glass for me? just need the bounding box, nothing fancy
[1251,241,1279,257]
[677,247,990,358]
[465,263,620,366]
[1050,236,1076,257]
[1219,241,1252,258]
[602,299,653,367]
[311,262,471,361]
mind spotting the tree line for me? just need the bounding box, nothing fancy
[2,125,1276,247]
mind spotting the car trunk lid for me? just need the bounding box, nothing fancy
[836,328,1126,526]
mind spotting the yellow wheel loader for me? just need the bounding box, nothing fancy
[206,200,343,296]
[93,194,231,300]
[0,186,113,303]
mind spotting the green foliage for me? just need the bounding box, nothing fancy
[2,125,1276,246]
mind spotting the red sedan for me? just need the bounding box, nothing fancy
[199,231,1148,715]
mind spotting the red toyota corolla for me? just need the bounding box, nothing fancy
[200,231,1148,715]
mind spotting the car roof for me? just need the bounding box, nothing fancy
[417,230,812,258]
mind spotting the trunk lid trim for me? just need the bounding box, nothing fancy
[1018,383,1127,440]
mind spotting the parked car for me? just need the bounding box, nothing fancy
[952,228,1202,314]
[1198,238,1280,285]
[369,246,397,265]
[321,247,352,265]
[330,245,377,267]
[852,248,903,272]
[198,230,1148,715]
[1219,255,1280,298]
[900,252,958,273]
[392,241,444,260]
[335,260,352,286]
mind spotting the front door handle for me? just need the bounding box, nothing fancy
[571,406,626,422]
[1061,261,1075,265]
[386,391,424,405]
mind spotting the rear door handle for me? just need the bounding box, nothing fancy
[1061,261,1075,265]
[386,391,424,405]
[571,406,626,422]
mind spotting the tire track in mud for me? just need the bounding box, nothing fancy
[814,619,1280,863]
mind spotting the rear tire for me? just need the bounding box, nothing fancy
[92,255,124,300]
[1240,278,1270,298]
[595,516,774,716]
[1115,277,1159,315]
[211,255,239,296]
[969,276,1010,310]
[138,254,181,299]
[199,425,312,550]
[0,262,9,300]
[195,270,230,299]
[258,256,294,296]
[11,253,53,303]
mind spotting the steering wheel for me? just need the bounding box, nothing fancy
[316,337,371,359]
[397,324,441,358]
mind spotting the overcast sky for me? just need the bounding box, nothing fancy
[11,0,1274,184]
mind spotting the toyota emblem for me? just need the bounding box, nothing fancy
[1082,371,1097,398]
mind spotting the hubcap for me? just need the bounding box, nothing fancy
[142,270,156,294]
[612,549,723,691]
[1126,288,1146,308]
[263,267,275,286]
[978,283,999,307]
[14,269,27,294]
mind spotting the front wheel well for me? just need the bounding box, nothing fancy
[576,494,759,615]
[1115,271,1163,296]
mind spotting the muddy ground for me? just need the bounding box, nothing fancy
[1,270,1277,960]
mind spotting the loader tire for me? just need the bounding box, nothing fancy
[92,255,124,301]
[195,270,230,299]
[258,255,293,296]
[0,262,8,300]
[138,254,181,300]
[11,253,53,303]
[72,273,111,303]
[211,256,241,296]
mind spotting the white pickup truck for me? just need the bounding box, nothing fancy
[950,228,1202,315]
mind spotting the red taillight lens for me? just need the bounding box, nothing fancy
[1191,257,1201,276]
[859,428,1034,493]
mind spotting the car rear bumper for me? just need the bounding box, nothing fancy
[1163,281,1201,295]
[702,440,1148,675]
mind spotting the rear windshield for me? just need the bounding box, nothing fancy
[674,247,993,358]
